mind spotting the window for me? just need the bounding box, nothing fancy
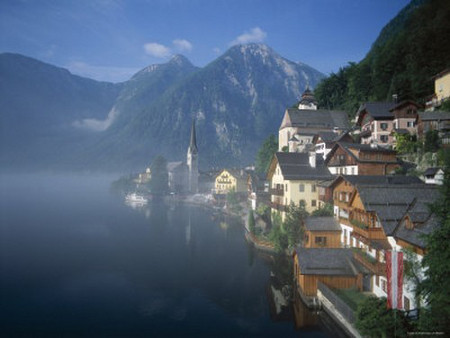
[407,121,415,128]
[381,278,387,293]
[376,275,379,287]
[285,184,288,192]
[299,184,304,192]
[404,297,410,311]
[351,167,355,175]
[315,236,327,246]
[380,123,388,130]
[380,135,388,143]
[311,184,316,192]
[311,200,317,207]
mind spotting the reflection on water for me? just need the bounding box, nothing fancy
[0,174,334,337]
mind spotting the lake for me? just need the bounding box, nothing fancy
[0,174,335,337]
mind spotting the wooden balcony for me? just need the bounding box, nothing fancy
[269,188,284,196]
[350,219,385,240]
[269,202,288,212]
[353,249,386,276]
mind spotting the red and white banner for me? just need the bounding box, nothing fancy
[386,250,403,309]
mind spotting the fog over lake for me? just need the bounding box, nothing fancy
[0,174,333,337]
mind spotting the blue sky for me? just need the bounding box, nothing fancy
[0,0,410,83]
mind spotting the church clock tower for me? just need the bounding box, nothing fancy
[187,119,198,194]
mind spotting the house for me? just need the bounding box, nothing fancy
[391,198,441,310]
[331,176,438,303]
[313,131,354,160]
[214,169,247,194]
[278,108,349,151]
[325,142,401,175]
[426,69,450,110]
[247,171,269,210]
[267,152,332,216]
[287,132,315,153]
[303,217,341,248]
[135,167,151,184]
[390,101,421,147]
[416,111,450,146]
[293,248,363,304]
[356,102,395,146]
[423,167,444,185]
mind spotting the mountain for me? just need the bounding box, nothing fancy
[315,0,450,116]
[0,53,123,169]
[0,44,325,171]
[92,44,325,169]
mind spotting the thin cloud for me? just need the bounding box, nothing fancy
[230,27,267,45]
[173,39,193,52]
[143,42,171,58]
[67,61,139,83]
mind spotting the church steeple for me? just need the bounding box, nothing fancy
[188,119,198,154]
[187,119,198,194]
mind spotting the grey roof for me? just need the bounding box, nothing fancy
[418,111,450,121]
[275,152,332,181]
[305,217,341,231]
[356,185,439,235]
[424,167,443,176]
[295,248,359,276]
[357,102,395,119]
[395,215,439,249]
[317,131,341,143]
[285,108,350,130]
[369,239,392,251]
[340,175,423,186]
[325,142,399,165]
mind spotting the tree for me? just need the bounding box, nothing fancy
[269,212,288,254]
[149,155,168,195]
[394,132,417,154]
[226,190,242,214]
[255,134,278,175]
[355,296,407,338]
[311,203,333,217]
[423,130,440,153]
[284,202,308,248]
[248,209,256,234]
[419,149,450,332]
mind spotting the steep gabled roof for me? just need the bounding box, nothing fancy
[389,100,422,112]
[281,108,349,130]
[325,142,398,165]
[271,152,332,181]
[354,185,439,235]
[356,102,395,125]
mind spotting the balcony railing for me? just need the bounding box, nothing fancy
[269,202,288,212]
[269,188,284,196]
[352,248,386,276]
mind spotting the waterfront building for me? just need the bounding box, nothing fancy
[324,142,401,175]
[267,152,332,217]
[214,169,247,195]
[303,217,341,248]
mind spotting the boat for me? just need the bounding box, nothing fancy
[125,192,148,204]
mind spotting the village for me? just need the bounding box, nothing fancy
[124,68,450,337]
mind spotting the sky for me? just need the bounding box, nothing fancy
[0,0,410,83]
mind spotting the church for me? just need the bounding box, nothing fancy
[167,120,199,194]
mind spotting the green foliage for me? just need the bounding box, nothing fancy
[284,202,308,248]
[420,149,450,331]
[149,155,168,195]
[226,190,242,214]
[355,297,408,338]
[248,209,256,234]
[255,204,271,226]
[394,133,418,154]
[311,203,333,217]
[315,0,450,116]
[423,130,441,153]
[255,134,278,175]
[439,99,450,112]
[402,248,424,310]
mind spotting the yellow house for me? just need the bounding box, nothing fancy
[435,69,450,103]
[267,152,332,217]
[214,169,246,194]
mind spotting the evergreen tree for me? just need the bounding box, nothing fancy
[255,134,278,175]
[149,155,168,195]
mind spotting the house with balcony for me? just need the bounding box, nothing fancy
[331,176,437,305]
[391,196,440,311]
[416,111,450,146]
[267,152,332,216]
[278,107,349,152]
[325,142,401,175]
[356,102,396,146]
[426,69,450,110]
[214,169,247,194]
[313,131,354,160]
[303,217,341,248]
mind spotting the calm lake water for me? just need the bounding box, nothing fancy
[0,174,335,337]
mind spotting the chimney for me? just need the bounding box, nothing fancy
[309,151,316,168]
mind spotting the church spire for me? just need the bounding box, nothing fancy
[188,119,198,154]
